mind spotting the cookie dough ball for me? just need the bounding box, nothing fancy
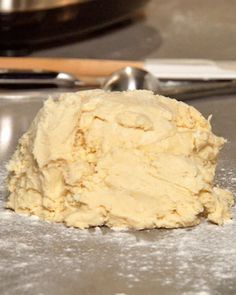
[6,90,234,229]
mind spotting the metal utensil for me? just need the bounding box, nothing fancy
[1,67,236,100]
[102,66,160,92]
[102,66,236,99]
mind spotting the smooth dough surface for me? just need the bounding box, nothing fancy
[6,90,234,229]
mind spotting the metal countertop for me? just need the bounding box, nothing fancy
[1,1,236,294]
[0,92,236,295]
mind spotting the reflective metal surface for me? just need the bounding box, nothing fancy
[102,66,236,99]
[0,0,87,13]
[0,97,44,160]
[102,66,160,93]
[0,0,150,55]
[0,93,236,295]
[0,69,80,88]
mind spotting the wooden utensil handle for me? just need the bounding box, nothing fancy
[0,57,143,78]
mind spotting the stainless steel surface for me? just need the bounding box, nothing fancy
[0,89,72,100]
[0,67,160,93]
[1,1,236,294]
[0,0,150,53]
[0,69,80,88]
[158,79,236,100]
[5,67,236,100]
[102,66,236,99]
[0,93,236,295]
[102,66,160,93]
[31,0,236,61]
[0,0,86,13]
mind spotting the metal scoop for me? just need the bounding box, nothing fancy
[1,66,236,100]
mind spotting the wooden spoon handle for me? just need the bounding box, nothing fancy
[0,57,143,78]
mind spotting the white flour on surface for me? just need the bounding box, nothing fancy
[0,163,236,295]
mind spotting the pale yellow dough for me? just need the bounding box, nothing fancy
[6,90,234,229]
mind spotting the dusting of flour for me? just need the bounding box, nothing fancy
[0,163,236,295]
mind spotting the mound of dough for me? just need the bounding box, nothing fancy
[6,90,234,229]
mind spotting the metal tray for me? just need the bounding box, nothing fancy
[0,92,236,295]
